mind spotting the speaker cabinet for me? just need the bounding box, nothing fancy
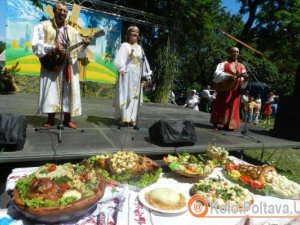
[148,120,197,146]
[0,113,27,151]
[273,95,300,141]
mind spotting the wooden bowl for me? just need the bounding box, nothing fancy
[174,170,212,179]
[12,176,106,224]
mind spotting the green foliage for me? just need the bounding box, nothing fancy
[128,168,162,188]
[152,39,179,103]
[0,63,21,94]
[237,0,299,94]
[28,0,43,9]
[0,41,5,53]
[81,81,115,98]
[12,75,115,98]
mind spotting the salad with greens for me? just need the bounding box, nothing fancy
[163,152,214,177]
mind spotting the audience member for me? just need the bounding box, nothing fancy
[245,96,257,123]
[262,91,274,124]
[240,89,250,122]
[200,85,215,112]
[254,93,262,125]
[183,90,200,111]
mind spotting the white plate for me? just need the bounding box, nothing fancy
[138,184,189,214]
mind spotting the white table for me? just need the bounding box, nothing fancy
[1,157,300,225]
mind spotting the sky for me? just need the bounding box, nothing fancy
[0,0,6,41]
[221,0,241,15]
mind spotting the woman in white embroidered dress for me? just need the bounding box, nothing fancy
[113,26,152,126]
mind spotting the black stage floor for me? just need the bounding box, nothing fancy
[1,93,299,164]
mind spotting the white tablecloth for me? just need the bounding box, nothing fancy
[1,157,300,225]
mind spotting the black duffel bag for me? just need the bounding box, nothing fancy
[149,120,197,147]
[0,113,27,151]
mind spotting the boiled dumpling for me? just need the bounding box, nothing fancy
[145,187,185,210]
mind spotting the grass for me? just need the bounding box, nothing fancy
[232,117,300,184]
[12,75,116,98]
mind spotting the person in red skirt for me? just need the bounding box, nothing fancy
[210,47,249,131]
[262,92,274,124]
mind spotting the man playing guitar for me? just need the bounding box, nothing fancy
[32,1,90,128]
[210,47,249,131]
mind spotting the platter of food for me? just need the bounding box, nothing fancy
[223,162,300,199]
[190,177,254,210]
[163,152,214,178]
[139,184,189,214]
[12,162,106,224]
[206,145,229,164]
[86,151,162,189]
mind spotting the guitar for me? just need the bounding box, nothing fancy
[39,29,105,71]
[213,73,248,92]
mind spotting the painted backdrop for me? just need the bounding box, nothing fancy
[5,0,122,83]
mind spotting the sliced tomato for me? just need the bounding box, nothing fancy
[239,175,252,184]
[225,163,236,171]
[187,165,198,173]
[250,180,264,189]
[59,183,69,191]
[80,173,89,181]
[47,164,57,172]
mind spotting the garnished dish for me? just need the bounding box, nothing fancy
[224,162,300,199]
[87,151,162,188]
[206,145,229,164]
[163,152,214,178]
[139,185,188,214]
[190,177,253,209]
[12,162,106,224]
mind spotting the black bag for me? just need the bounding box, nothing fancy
[0,113,27,151]
[148,120,197,146]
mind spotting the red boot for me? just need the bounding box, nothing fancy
[63,113,77,129]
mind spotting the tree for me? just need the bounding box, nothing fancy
[237,0,300,95]
[152,39,180,103]
[0,41,5,54]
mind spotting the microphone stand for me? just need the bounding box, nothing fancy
[222,58,261,143]
[239,56,264,90]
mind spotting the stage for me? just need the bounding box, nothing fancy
[0,93,299,164]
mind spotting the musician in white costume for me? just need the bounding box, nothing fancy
[32,2,89,128]
[113,26,152,126]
